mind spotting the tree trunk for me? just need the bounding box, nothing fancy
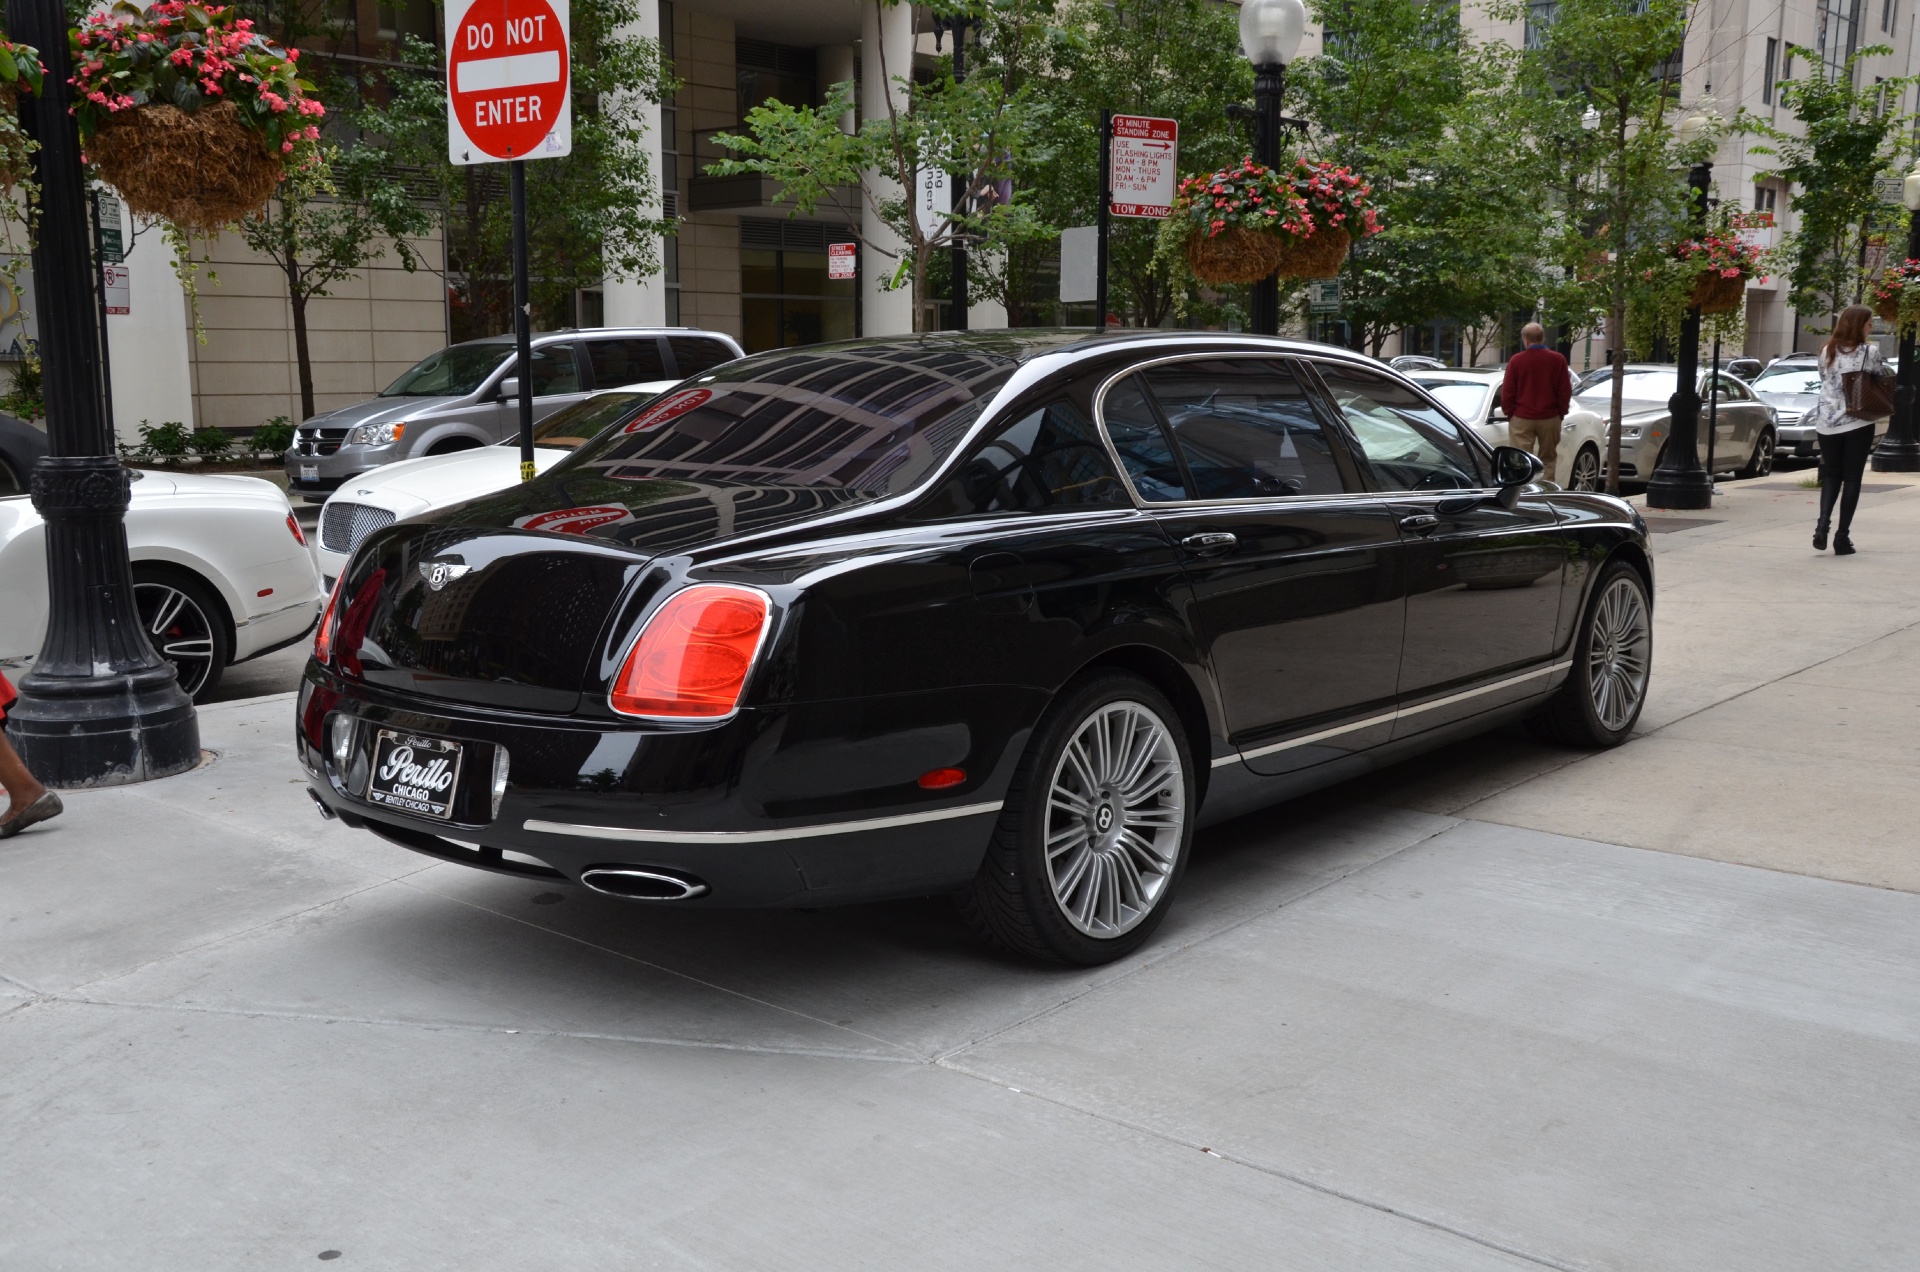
[1605,299,1627,495]
[290,284,315,423]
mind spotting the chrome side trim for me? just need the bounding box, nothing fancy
[1209,660,1574,769]
[524,799,1005,844]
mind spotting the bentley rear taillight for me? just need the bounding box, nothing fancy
[610,585,771,719]
[313,575,343,664]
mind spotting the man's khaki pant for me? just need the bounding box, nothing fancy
[1508,416,1562,471]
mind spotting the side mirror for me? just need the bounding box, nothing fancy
[1491,445,1544,507]
[497,377,521,401]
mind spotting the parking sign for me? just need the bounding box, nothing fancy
[1109,115,1178,218]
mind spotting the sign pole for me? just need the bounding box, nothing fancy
[1095,110,1110,329]
[512,158,534,482]
[89,190,113,436]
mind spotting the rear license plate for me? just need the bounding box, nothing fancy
[299,464,319,481]
[365,729,464,820]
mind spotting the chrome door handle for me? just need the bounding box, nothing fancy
[1179,531,1237,555]
[1398,513,1441,533]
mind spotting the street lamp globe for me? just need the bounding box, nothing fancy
[1903,166,1920,213]
[1240,0,1306,67]
[1677,102,1721,148]
[1580,105,1601,130]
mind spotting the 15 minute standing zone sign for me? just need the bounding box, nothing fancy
[446,0,571,164]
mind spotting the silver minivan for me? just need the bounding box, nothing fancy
[285,327,744,500]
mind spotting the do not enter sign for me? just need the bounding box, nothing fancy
[447,0,571,164]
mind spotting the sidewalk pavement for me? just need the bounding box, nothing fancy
[3,471,1918,1269]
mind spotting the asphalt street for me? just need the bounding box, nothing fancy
[4,464,1917,1268]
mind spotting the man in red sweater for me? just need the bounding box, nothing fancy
[1498,323,1572,475]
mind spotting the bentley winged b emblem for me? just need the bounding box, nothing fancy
[418,559,472,591]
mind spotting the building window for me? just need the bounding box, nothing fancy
[739,218,856,353]
[1524,0,1555,48]
[1754,184,1778,214]
[737,40,817,116]
[1884,0,1896,33]
[1817,0,1862,80]
[664,234,680,326]
[1763,37,1778,103]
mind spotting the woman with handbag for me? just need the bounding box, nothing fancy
[0,670,62,839]
[1807,305,1893,555]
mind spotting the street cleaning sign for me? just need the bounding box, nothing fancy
[446,0,571,164]
[1108,115,1178,218]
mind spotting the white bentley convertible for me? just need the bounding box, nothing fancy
[0,469,324,699]
[312,385,669,586]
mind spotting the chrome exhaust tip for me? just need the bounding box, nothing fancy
[307,789,337,820]
[579,866,710,901]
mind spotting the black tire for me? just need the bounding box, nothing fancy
[427,437,483,456]
[1527,559,1651,748]
[1738,429,1775,479]
[132,565,231,701]
[1568,444,1602,492]
[957,673,1196,966]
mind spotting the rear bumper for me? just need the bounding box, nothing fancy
[296,667,1025,907]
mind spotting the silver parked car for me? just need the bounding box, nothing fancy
[1572,364,1778,482]
[285,327,743,500]
[1749,361,1823,460]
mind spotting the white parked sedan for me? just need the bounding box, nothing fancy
[1408,368,1609,491]
[313,385,668,586]
[0,469,323,699]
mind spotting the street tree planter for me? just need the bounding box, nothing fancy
[1870,258,1920,332]
[69,1,323,232]
[1171,157,1379,288]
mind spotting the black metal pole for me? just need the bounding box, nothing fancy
[6,0,197,786]
[1705,332,1719,483]
[1872,207,1920,471]
[1647,160,1714,510]
[512,160,534,482]
[1095,109,1110,329]
[90,191,114,429]
[950,25,968,332]
[1250,61,1285,337]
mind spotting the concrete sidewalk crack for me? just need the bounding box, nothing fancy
[934,1061,1592,1272]
[931,814,1462,1066]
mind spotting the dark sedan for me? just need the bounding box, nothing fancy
[298,332,1654,965]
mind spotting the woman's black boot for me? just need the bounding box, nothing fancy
[1813,523,1829,551]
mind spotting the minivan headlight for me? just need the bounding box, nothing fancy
[346,421,406,446]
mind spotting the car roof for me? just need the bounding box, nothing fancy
[460,327,738,347]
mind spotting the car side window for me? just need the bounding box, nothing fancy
[1710,375,1751,402]
[586,338,668,387]
[1140,358,1346,500]
[668,336,735,376]
[915,396,1128,517]
[1099,375,1188,502]
[1315,364,1485,491]
[527,346,583,396]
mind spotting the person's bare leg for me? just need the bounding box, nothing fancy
[0,728,46,820]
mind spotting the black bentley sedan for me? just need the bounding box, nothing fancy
[298,331,1653,965]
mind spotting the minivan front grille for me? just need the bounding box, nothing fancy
[297,427,351,457]
[320,502,397,554]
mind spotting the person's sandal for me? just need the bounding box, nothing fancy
[0,791,62,839]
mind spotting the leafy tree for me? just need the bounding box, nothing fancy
[239,145,431,421]
[1741,49,1919,321]
[709,0,1055,331]
[1017,0,1252,326]
[355,0,674,336]
[1503,0,1698,491]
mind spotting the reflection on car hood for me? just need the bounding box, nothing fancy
[303,396,458,429]
[330,446,565,513]
[428,470,876,560]
[129,469,289,504]
[1756,391,1817,410]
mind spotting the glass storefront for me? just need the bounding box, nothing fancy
[742,247,857,352]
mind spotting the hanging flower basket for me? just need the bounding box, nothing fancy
[0,37,44,193]
[1690,271,1746,314]
[1185,225,1286,285]
[70,1,324,231]
[1870,259,1920,329]
[1168,158,1379,289]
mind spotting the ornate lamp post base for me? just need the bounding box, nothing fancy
[1645,465,1715,509]
[10,457,199,787]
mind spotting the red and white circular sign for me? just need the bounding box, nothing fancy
[513,504,635,535]
[447,0,570,161]
[622,388,713,434]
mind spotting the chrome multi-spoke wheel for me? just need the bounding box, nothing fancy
[1569,446,1601,492]
[960,674,1195,965]
[1585,575,1650,732]
[1044,701,1186,938]
[133,575,224,699]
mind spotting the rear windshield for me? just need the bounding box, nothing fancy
[381,344,510,398]
[549,343,1017,492]
[498,391,649,449]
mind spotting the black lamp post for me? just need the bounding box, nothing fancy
[934,15,976,332]
[5,0,198,786]
[1239,0,1305,337]
[1647,109,1716,511]
[1871,166,1920,472]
